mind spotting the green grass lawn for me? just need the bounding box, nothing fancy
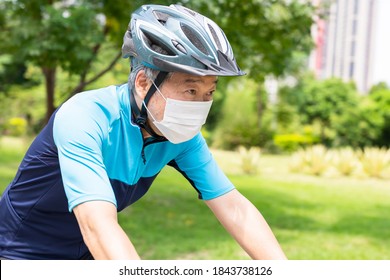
[0,137,30,189]
[1,137,389,260]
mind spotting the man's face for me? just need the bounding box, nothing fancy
[146,72,218,136]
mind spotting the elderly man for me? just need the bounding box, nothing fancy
[0,4,286,260]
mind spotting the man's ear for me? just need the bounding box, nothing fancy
[134,70,152,99]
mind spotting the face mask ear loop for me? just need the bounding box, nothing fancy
[130,71,168,140]
[142,100,158,123]
[139,71,168,123]
[151,80,167,102]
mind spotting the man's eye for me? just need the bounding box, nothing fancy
[186,89,197,95]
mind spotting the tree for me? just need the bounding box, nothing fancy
[282,75,360,146]
[369,82,389,95]
[187,0,315,129]
[0,0,169,122]
[187,0,315,78]
[1,0,315,125]
[280,74,388,148]
[331,97,384,148]
[369,88,390,147]
[212,78,274,149]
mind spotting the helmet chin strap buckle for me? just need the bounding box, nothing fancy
[136,116,146,126]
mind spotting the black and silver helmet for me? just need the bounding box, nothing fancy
[122,4,245,76]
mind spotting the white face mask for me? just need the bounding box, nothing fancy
[144,83,213,144]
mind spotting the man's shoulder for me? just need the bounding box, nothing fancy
[56,84,128,122]
[53,84,131,144]
[71,84,126,106]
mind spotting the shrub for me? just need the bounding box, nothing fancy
[331,147,360,176]
[273,133,317,153]
[290,146,390,179]
[369,89,390,147]
[3,117,27,137]
[289,149,307,173]
[359,147,390,178]
[331,98,384,148]
[237,146,261,175]
[289,145,331,176]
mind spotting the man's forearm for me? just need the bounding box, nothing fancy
[229,200,287,260]
[82,219,141,260]
[206,190,287,260]
[74,201,141,260]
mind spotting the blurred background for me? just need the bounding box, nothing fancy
[0,0,389,259]
[1,0,389,153]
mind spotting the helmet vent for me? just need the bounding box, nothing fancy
[181,24,208,55]
[182,7,197,17]
[153,11,170,25]
[207,24,222,51]
[142,30,175,56]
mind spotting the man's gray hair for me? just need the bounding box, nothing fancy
[128,63,159,93]
[128,45,172,93]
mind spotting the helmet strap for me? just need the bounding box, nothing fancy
[130,71,168,139]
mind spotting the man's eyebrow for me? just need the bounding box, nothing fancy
[184,78,219,84]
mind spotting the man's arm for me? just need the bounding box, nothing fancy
[204,189,287,260]
[73,201,141,260]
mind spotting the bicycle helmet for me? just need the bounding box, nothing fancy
[122,4,245,76]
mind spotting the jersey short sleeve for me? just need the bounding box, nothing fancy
[173,134,235,200]
[53,92,117,212]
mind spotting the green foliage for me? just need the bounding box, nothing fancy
[273,132,318,153]
[1,0,316,128]
[272,101,300,131]
[1,3,100,72]
[0,81,46,135]
[188,1,316,141]
[368,88,390,147]
[331,96,384,148]
[212,78,274,150]
[297,77,358,127]
[188,0,315,79]
[3,117,28,137]
[280,74,387,148]
[0,56,37,92]
[0,0,174,121]
[369,82,389,95]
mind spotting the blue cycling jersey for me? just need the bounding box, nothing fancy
[0,84,234,259]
